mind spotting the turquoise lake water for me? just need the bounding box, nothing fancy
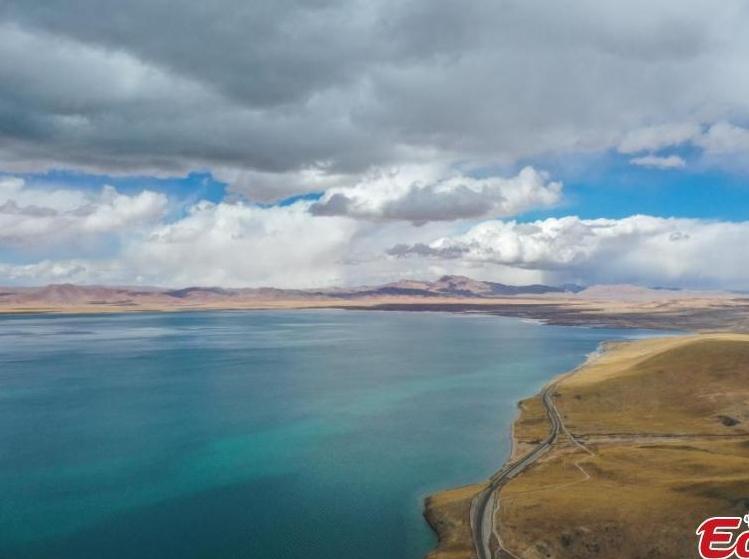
[0,310,660,559]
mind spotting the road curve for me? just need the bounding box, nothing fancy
[470,381,565,559]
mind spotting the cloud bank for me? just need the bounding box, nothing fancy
[2,2,749,198]
[1,175,748,290]
[0,168,564,287]
[1,2,749,289]
[388,215,749,289]
[0,177,166,247]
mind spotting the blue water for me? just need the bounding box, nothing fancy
[0,310,659,559]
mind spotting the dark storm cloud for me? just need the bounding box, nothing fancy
[1,1,749,200]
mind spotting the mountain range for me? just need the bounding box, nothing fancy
[0,275,586,307]
[1,275,737,316]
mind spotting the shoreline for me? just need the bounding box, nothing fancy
[422,336,637,559]
[422,333,691,559]
[0,300,734,333]
[425,332,749,559]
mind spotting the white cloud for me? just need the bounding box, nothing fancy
[615,121,749,168]
[694,122,749,154]
[0,260,94,283]
[388,215,749,289]
[630,154,686,169]
[0,177,167,247]
[617,123,701,154]
[122,200,358,288]
[2,170,749,291]
[0,174,478,288]
[4,206,749,290]
[310,166,561,223]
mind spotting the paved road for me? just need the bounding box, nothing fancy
[470,381,565,559]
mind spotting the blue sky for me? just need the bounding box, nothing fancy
[523,152,749,222]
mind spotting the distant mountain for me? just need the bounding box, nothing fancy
[0,276,585,308]
[12,278,730,308]
[310,275,583,299]
[373,275,584,298]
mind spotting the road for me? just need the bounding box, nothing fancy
[469,381,565,559]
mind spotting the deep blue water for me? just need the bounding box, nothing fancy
[0,310,659,559]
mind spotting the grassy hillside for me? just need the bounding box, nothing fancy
[501,335,749,558]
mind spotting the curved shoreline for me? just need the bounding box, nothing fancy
[422,339,619,559]
[422,334,694,559]
[426,332,749,559]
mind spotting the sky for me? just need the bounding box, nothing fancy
[2,1,749,289]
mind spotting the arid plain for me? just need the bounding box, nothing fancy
[2,275,749,332]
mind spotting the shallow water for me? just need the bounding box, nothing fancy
[0,310,659,559]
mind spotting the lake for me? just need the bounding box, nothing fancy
[0,310,659,558]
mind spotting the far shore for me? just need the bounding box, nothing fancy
[2,293,749,332]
